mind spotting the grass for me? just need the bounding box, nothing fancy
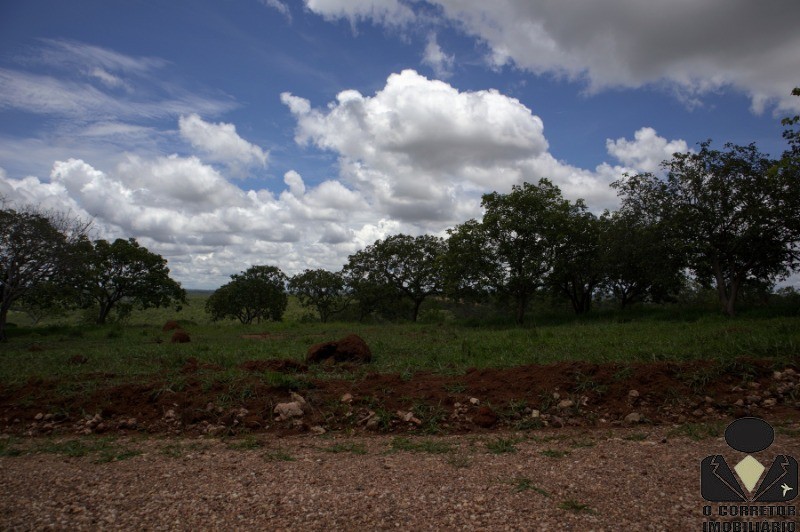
[262,448,295,462]
[540,448,569,458]
[559,499,594,514]
[667,421,726,441]
[2,295,798,395]
[485,437,519,454]
[0,436,141,462]
[511,477,550,497]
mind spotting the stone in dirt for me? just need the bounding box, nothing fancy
[625,412,643,424]
[306,334,372,364]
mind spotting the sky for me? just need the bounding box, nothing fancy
[1,0,798,289]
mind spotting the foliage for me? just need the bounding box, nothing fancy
[614,141,800,316]
[288,269,350,322]
[547,201,602,314]
[446,179,572,325]
[0,202,90,340]
[205,265,288,324]
[75,238,186,324]
[344,234,446,322]
[598,208,686,308]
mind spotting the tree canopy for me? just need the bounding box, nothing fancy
[0,203,90,340]
[288,268,350,322]
[76,238,186,324]
[205,265,288,324]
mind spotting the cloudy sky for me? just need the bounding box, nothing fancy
[1,1,798,288]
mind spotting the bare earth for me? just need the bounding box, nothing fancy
[2,425,799,530]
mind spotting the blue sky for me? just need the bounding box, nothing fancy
[1,1,798,288]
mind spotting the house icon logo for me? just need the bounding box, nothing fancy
[701,417,798,502]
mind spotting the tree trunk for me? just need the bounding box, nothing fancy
[515,295,527,326]
[711,258,733,317]
[96,302,112,324]
[412,299,423,322]
[0,306,9,341]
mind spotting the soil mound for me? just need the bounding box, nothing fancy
[171,331,191,343]
[306,334,372,364]
[239,359,308,373]
[162,320,181,332]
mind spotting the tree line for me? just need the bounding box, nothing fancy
[210,92,800,325]
[2,90,798,336]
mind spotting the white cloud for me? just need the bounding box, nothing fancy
[422,33,454,79]
[303,0,415,27]
[179,114,269,172]
[261,0,292,21]
[606,128,689,174]
[305,0,800,113]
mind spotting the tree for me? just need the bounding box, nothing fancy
[446,180,569,325]
[614,141,800,316]
[77,238,186,324]
[205,265,288,324]
[547,201,602,314]
[598,209,686,309]
[288,269,350,322]
[0,202,90,340]
[344,234,445,322]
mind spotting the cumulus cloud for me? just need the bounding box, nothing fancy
[179,114,269,172]
[282,69,629,222]
[304,0,800,113]
[606,128,689,174]
[261,0,292,21]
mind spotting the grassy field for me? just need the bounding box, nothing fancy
[2,293,798,390]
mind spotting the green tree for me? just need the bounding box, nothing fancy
[614,140,800,316]
[344,234,445,322]
[77,238,186,324]
[547,201,602,314]
[205,265,288,324]
[288,269,350,322]
[0,203,90,340]
[446,179,570,325]
[598,209,686,309]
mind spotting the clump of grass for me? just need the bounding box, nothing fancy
[485,437,518,454]
[623,432,648,442]
[264,371,312,391]
[262,448,294,461]
[227,435,263,450]
[559,499,594,514]
[390,436,453,454]
[540,448,569,458]
[667,421,725,441]
[323,442,368,455]
[512,477,550,496]
[445,454,471,468]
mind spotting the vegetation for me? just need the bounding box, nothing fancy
[206,265,288,324]
[288,268,350,322]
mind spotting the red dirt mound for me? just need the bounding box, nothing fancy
[306,334,372,364]
[162,320,181,332]
[171,331,191,343]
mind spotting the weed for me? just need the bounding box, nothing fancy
[444,382,467,394]
[485,437,518,454]
[227,435,263,450]
[445,454,471,468]
[264,371,311,391]
[611,366,633,382]
[512,477,550,497]
[559,499,594,514]
[540,448,569,458]
[262,448,294,462]
[323,442,368,455]
[667,422,725,441]
[623,432,648,442]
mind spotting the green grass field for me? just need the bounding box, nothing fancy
[2,293,798,391]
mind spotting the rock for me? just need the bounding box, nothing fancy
[628,390,640,399]
[762,398,777,407]
[341,393,353,404]
[306,334,372,364]
[530,409,540,418]
[734,399,745,407]
[557,399,574,409]
[472,406,497,428]
[34,413,44,421]
[549,416,565,428]
[469,397,480,406]
[274,402,304,421]
[171,330,191,343]
[311,425,326,435]
[704,396,714,404]
[624,412,642,424]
